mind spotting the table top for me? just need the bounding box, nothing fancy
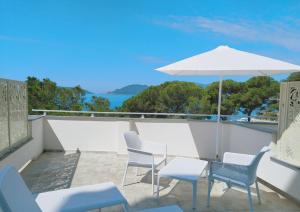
[158,157,208,182]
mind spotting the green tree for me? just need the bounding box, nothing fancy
[55,86,85,111]
[286,72,300,81]
[201,80,242,116]
[85,96,110,112]
[238,76,279,122]
[159,81,203,113]
[122,86,161,112]
[121,78,280,121]
[185,96,202,114]
[27,77,86,114]
[27,77,58,112]
[122,81,204,113]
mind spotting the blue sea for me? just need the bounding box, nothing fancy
[84,93,133,109]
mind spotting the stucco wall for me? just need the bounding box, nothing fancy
[43,117,217,158]
[221,123,273,155]
[134,119,216,158]
[43,117,274,159]
[44,117,130,152]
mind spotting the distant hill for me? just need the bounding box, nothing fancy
[83,89,93,94]
[108,84,148,95]
[59,86,93,94]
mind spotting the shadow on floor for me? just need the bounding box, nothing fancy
[129,179,300,212]
[21,151,80,193]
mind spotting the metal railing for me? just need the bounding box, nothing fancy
[32,109,213,118]
[32,109,278,122]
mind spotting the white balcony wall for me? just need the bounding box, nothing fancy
[44,117,130,152]
[43,117,273,159]
[221,123,273,155]
[0,116,44,170]
[43,117,217,159]
[134,120,216,159]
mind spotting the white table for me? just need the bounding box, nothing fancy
[156,157,208,210]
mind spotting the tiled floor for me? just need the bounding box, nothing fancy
[22,152,300,212]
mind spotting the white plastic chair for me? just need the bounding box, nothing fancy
[207,146,270,212]
[0,165,129,212]
[123,131,167,194]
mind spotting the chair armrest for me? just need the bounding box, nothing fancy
[127,148,154,165]
[223,152,255,166]
[210,161,250,176]
[142,141,167,157]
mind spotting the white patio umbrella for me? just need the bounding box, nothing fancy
[156,45,300,158]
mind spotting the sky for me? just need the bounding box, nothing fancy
[1,0,300,93]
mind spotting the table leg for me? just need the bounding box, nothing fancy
[156,175,160,198]
[192,181,197,210]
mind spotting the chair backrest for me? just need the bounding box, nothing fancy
[123,131,143,150]
[0,165,42,212]
[248,146,270,184]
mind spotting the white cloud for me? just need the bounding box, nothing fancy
[154,16,300,51]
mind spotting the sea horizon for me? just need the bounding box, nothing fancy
[84,93,133,109]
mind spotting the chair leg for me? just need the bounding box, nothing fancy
[207,178,213,208]
[205,165,209,178]
[192,181,197,210]
[151,165,155,194]
[226,182,231,189]
[255,180,261,204]
[247,186,254,212]
[122,163,129,188]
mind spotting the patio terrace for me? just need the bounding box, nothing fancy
[1,114,300,211]
[21,151,299,211]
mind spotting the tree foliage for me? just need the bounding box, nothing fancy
[286,72,300,82]
[122,81,204,113]
[27,75,281,121]
[238,76,279,121]
[121,77,280,121]
[85,96,110,112]
[27,77,86,113]
[201,80,242,115]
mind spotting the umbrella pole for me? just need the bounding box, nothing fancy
[216,76,223,159]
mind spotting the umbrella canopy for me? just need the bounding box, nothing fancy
[156,45,300,76]
[156,45,300,159]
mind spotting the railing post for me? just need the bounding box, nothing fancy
[141,114,145,119]
[90,113,94,117]
[43,112,47,116]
